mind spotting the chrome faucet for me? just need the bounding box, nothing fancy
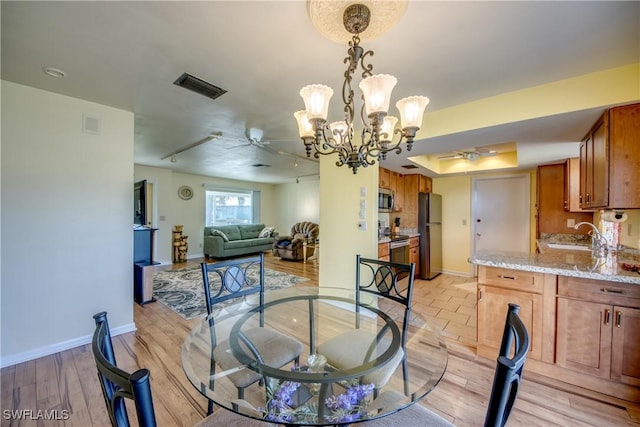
[574,222,609,255]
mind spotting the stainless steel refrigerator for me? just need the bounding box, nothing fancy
[418,192,442,280]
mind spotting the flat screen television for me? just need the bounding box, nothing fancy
[134,180,147,226]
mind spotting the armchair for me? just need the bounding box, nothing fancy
[272,221,319,261]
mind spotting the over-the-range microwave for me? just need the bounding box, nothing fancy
[378,188,395,212]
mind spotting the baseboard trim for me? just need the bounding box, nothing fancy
[0,322,137,368]
[441,269,475,278]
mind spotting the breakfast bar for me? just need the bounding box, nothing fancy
[470,244,640,403]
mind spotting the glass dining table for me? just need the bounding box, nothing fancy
[182,285,448,426]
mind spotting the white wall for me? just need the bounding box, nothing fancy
[1,81,135,365]
[134,165,279,264]
[272,179,320,235]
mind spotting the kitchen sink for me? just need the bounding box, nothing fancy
[547,243,592,251]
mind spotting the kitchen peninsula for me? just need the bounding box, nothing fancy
[470,245,640,402]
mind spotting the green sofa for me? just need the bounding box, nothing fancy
[203,224,277,259]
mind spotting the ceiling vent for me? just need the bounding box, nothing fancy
[401,164,419,169]
[251,163,271,168]
[174,73,227,100]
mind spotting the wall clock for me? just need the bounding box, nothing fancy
[178,185,193,200]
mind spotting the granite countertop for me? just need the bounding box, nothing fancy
[470,240,640,285]
[378,229,420,244]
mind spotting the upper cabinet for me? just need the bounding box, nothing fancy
[537,163,592,235]
[379,167,390,189]
[564,157,587,212]
[379,167,404,212]
[579,103,640,209]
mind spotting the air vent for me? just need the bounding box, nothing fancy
[251,163,271,168]
[174,73,227,100]
[401,164,419,169]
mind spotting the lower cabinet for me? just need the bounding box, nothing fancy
[477,283,543,361]
[409,236,419,276]
[378,242,389,262]
[556,276,640,386]
[477,265,640,400]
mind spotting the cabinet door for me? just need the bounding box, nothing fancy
[419,175,432,193]
[379,168,390,189]
[477,285,542,360]
[611,306,640,386]
[556,298,611,379]
[609,103,640,208]
[579,139,589,209]
[590,118,609,208]
[564,157,587,212]
[409,245,419,276]
[394,173,404,212]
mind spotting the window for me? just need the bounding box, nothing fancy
[205,189,260,226]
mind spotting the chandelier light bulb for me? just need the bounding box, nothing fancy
[380,116,398,142]
[359,74,397,116]
[300,84,333,121]
[294,110,314,138]
[396,96,430,129]
[329,121,349,143]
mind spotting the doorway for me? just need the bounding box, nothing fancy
[472,174,530,255]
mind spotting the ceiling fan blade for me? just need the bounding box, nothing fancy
[160,131,222,160]
[437,153,463,159]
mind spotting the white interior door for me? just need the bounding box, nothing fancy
[472,174,530,254]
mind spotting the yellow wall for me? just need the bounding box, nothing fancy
[433,169,537,276]
[422,64,640,140]
[319,157,378,289]
[432,176,472,275]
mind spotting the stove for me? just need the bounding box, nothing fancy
[389,234,410,242]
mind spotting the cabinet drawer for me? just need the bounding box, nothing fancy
[378,243,390,258]
[478,266,543,293]
[558,276,640,308]
[409,236,419,248]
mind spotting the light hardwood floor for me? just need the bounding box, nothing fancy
[2,253,639,426]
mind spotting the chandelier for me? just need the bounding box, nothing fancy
[294,3,429,174]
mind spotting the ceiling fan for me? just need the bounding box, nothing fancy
[228,127,271,149]
[437,147,498,161]
[229,128,319,163]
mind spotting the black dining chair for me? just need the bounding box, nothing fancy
[91,312,262,427]
[201,253,304,414]
[317,255,416,395]
[365,303,530,427]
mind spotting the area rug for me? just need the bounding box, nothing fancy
[153,266,308,319]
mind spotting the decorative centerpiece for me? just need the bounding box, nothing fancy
[262,373,375,424]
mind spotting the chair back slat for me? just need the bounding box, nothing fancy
[92,312,157,427]
[483,303,530,427]
[356,255,415,309]
[201,254,265,319]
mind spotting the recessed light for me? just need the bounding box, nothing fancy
[43,67,66,78]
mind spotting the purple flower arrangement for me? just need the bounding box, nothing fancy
[262,375,375,424]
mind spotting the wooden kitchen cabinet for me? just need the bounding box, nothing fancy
[564,157,587,212]
[556,276,640,386]
[579,102,640,209]
[611,306,640,386]
[379,167,390,189]
[378,242,390,261]
[393,171,404,212]
[476,266,544,361]
[409,236,419,276]
[537,163,592,235]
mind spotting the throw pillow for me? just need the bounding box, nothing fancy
[210,229,229,242]
[259,226,276,238]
